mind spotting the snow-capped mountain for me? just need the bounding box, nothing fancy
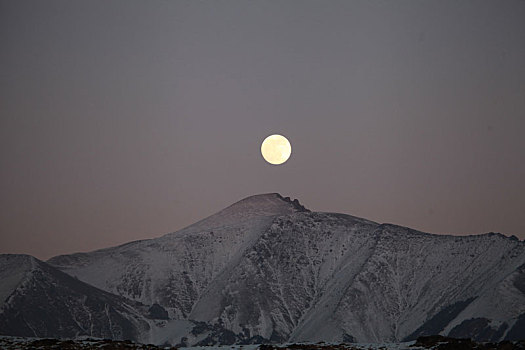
[0,254,152,341]
[48,194,308,320]
[2,194,524,344]
[0,254,246,346]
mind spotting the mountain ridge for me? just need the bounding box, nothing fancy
[0,254,152,341]
[2,193,524,345]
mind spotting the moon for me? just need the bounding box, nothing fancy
[261,134,292,165]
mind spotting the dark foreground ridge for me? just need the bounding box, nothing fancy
[411,335,525,349]
[1,336,524,350]
[0,336,176,349]
[260,336,525,350]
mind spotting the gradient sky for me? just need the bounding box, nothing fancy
[2,0,525,260]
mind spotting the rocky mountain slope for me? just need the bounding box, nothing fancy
[47,194,308,320]
[2,194,524,344]
[0,254,151,341]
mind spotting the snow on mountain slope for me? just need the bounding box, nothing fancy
[0,254,152,341]
[190,211,381,342]
[48,194,308,319]
[0,254,32,310]
[328,228,525,342]
[45,193,525,344]
[443,261,525,341]
[0,251,280,346]
[185,212,525,343]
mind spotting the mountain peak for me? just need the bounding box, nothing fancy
[214,193,309,220]
[168,193,309,237]
[275,193,310,212]
[230,193,309,213]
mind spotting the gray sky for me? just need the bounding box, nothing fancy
[1,0,525,260]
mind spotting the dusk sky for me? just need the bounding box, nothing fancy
[1,0,525,260]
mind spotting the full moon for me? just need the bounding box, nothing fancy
[261,134,292,165]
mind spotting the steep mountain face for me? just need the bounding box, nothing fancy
[0,254,151,341]
[7,193,525,344]
[48,194,308,320]
[186,211,525,343]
